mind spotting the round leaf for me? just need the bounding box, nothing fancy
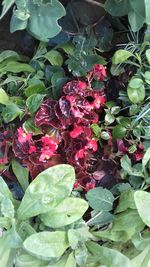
[127,79,145,104]
[86,187,114,212]
[0,88,9,105]
[45,50,63,66]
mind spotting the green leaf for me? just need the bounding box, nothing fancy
[75,245,88,267]
[0,61,34,73]
[86,187,114,212]
[25,82,46,97]
[121,155,144,177]
[23,118,42,136]
[0,232,13,267]
[1,198,14,218]
[112,125,127,139]
[65,252,76,267]
[0,176,13,202]
[105,113,115,125]
[134,191,150,227]
[93,209,144,242]
[132,246,150,267]
[0,50,20,63]
[17,164,75,220]
[2,102,23,123]
[58,43,75,55]
[115,189,136,213]
[23,231,69,260]
[12,159,29,191]
[100,131,110,140]
[16,253,48,267]
[41,197,88,228]
[45,50,63,66]
[104,0,131,17]
[86,241,132,267]
[26,94,45,113]
[146,49,150,65]
[0,88,9,105]
[27,0,66,41]
[142,147,150,173]
[112,50,133,64]
[127,78,145,104]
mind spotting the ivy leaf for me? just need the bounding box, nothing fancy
[27,0,66,41]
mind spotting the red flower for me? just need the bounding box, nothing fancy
[92,94,106,109]
[85,181,96,191]
[134,151,144,161]
[75,148,85,160]
[17,128,32,144]
[86,139,98,152]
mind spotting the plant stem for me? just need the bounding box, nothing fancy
[83,0,105,8]
[86,211,103,226]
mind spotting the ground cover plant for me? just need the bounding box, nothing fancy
[0,0,150,266]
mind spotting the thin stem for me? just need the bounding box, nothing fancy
[83,0,105,8]
[86,211,103,226]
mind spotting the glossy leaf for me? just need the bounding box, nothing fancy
[17,164,75,220]
[127,78,145,104]
[86,187,114,212]
[23,231,69,260]
[12,159,29,191]
[0,61,34,73]
[23,118,42,135]
[0,0,15,19]
[134,191,150,227]
[41,197,88,228]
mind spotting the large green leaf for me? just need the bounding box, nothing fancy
[134,191,150,227]
[86,187,114,212]
[86,241,132,267]
[1,198,14,219]
[0,176,13,202]
[27,0,66,41]
[17,164,75,220]
[12,159,29,191]
[23,231,69,260]
[41,197,88,228]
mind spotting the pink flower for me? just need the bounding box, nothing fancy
[17,128,32,144]
[75,149,85,160]
[29,145,37,154]
[90,64,107,81]
[85,181,96,191]
[70,125,83,138]
[92,94,106,109]
[86,139,98,152]
[39,135,58,162]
